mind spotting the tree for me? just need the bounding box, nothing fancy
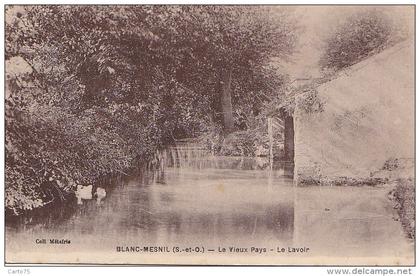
[181,6,296,134]
[5,5,297,213]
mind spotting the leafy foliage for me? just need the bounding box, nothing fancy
[5,5,296,214]
[319,9,403,71]
[296,89,325,114]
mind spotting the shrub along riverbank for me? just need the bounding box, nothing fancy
[5,103,163,215]
[390,178,415,240]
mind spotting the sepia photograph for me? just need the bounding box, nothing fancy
[4,4,415,266]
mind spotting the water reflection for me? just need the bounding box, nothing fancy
[5,144,414,264]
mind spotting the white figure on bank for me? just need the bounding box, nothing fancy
[95,187,107,205]
[75,185,93,205]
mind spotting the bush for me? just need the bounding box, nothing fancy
[320,9,402,71]
[390,179,415,239]
[5,101,161,215]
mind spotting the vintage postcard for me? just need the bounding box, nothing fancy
[4,5,415,266]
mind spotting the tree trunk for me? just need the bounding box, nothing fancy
[267,117,274,170]
[220,67,234,133]
[284,114,294,162]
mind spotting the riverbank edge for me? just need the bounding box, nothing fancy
[296,176,388,187]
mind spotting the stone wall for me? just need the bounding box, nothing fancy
[294,41,414,185]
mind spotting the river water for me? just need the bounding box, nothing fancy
[5,144,414,265]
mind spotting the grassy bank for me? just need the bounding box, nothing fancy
[390,178,415,240]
